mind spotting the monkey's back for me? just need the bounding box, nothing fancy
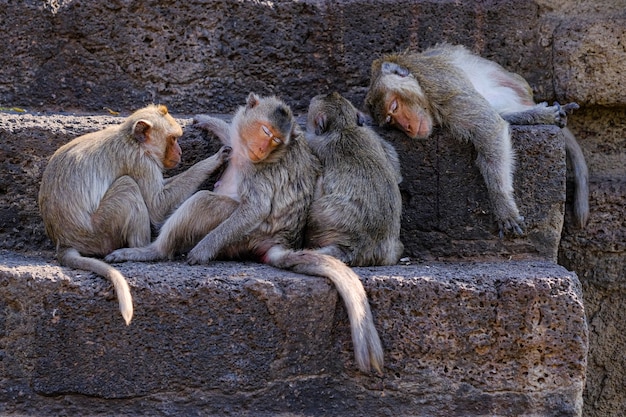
[306,127,403,266]
[38,128,152,246]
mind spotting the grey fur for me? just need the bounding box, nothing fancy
[107,95,384,374]
[305,92,404,266]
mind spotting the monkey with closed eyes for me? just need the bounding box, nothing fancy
[365,43,587,235]
[107,93,384,374]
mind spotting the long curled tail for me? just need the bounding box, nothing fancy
[265,246,383,374]
[58,247,133,325]
[563,127,589,228]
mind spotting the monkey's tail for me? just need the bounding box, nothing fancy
[265,246,384,375]
[563,127,589,228]
[58,247,134,325]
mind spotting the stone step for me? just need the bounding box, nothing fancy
[0,111,567,261]
[0,250,587,417]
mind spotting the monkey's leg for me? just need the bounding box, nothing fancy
[501,102,579,128]
[84,175,151,256]
[106,191,238,263]
[474,127,524,237]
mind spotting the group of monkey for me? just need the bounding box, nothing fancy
[37,44,588,375]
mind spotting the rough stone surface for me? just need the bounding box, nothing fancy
[0,112,566,261]
[559,178,626,416]
[2,0,625,415]
[0,251,587,417]
[0,0,566,114]
[557,106,626,417]
[553,17,626,106]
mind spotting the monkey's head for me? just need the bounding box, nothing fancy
[127,104,183,169]
[306,92,368,136]
[235,93,295,163]
[365,58,434,139]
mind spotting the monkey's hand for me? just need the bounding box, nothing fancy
[216,145,232,161]
[193,114,231,145]
[552,102,580,128]
[105,246,163,263]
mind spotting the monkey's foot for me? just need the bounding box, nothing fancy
[552,102,580,128]
[105,246,163,263]
[497,216,525,239]
[186,245,217,265]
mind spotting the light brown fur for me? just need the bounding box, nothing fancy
[365,43,587,233]
[39,105,230,324]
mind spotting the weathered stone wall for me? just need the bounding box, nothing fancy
[542,3,626,417]
[1,0,625,415]
[0,0,582,114]
[0,252,587,417]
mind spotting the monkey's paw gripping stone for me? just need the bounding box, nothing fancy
[0,251,587,416]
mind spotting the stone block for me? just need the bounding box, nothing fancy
[0,0,557,113]
[0,112,566,261]
[553,17,626,106]
[0,250,587,416]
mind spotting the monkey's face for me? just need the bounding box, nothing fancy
[163,135,182,169]
[384,93,433,139]
[239,120,285,162]
[132,109,183,170]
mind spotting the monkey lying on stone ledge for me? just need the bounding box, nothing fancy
[365,43,588,236]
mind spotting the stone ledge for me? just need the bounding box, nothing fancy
[0,112,566,261]
[0,250,587,416]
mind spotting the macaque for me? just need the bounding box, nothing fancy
[304,92,404,266]
[106,94,384,374]
[38,104,231,325]
[365,43,589,234]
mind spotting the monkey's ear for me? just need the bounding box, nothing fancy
[314,113,327,136]
[133,120,153,143]
[381,62,410,77]
[246,93,260,109]
[156,104,168,116]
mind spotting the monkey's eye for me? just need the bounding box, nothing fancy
[384,115,393,125]
[271,137,283,145]
[389,99,398,114]
[262,125,272,137]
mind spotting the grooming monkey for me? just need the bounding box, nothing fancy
[106,94,384,374]
[38,105,231,325]
[304,92,404,266]
[365,43,588,234]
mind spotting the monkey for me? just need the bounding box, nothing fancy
[364,43,589,235]
[304,92,404,266]
[38,104,231,325]
[105,93,384,374]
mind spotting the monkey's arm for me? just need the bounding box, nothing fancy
[193,115,232,146]
[146,146,231,224]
